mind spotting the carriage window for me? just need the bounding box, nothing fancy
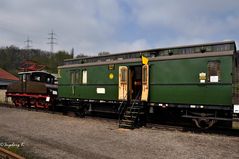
[46,77,54,84]
[82,70,87,84]
[32,75,41,82]
[208,61,220,82]
[70,72,75,84]
[20,74,28,82]
[19,74,23,81]
[75,71,81,84]
[46,77,51,83]
[142,66,147,84]
[71,71,81,84]
[121,68,127,83]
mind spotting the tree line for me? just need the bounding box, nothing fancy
[0,45,74,75]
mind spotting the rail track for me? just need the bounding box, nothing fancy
[0,147,24,159]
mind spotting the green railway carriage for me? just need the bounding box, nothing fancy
[58,41,239,129]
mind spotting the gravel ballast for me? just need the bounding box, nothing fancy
[0,106,238,159]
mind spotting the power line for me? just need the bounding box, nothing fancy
[47,30,57,53]
[24,36,32,49]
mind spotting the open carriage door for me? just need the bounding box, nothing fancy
[141,64,149,101]
[118,66,128,101]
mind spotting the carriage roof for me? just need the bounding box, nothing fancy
[59,41,236,69]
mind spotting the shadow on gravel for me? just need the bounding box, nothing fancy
[182,127,239,137]
[2,105,239,137]
[146,122,239,137]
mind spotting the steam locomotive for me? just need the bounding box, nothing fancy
[6,71,57,109]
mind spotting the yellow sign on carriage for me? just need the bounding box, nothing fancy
[141,56,149,65]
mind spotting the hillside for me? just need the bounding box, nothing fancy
[0,46,73,75]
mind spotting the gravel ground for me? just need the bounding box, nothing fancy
[0,106,239,159]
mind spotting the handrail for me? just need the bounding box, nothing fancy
[118,93,128,123]
[118,90,142,125]
[129,91,141,113]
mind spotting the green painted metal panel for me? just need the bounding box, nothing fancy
[58,64,120,100]
[58,85,71,98]
[150,56,232,84]
[59,85,118,100]
[150,84,232,105]
[87,65,118,84]
[58,68,70,85]
[76,85,118,100]
[149,56,233,105]
[59,55,233,106]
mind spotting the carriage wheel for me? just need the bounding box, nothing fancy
[193,118,216,129]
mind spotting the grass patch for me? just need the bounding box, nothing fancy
[0,137,44,159]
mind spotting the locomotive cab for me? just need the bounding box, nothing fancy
[19,71,55,84]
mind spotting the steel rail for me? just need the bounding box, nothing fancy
[0,147,25,159]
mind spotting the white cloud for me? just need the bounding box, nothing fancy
[0,0,125,54]
[0,0,238,55]
[119,0,239,51]
[108,39,150,53]
[128,0,239,37]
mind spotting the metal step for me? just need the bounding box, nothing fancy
[127,106,143,109]
[121,119,134,123]
[119,124,134,129]
[125,111,139,114]
[125,111,145,115]
[118,101,145,129]
[123,115,137,119]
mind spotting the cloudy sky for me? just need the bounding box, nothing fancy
[0,0,238,55]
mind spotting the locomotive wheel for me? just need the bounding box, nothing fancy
[35,99,50,110]
[193,118,216,129]
[21,98,28,108]
[75,108,86,118]
[13,97,22,107]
